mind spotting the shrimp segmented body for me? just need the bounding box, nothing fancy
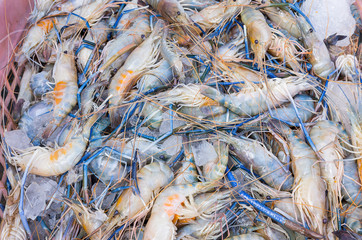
[108,20,163,125]
[310,120,345,230]
[143,182,212,240]
[297,16,335,79]
[9,115,98,176]
[342,155,362,205]
[268,119,326,234]
[43,42,78,138]
[201,76,314,117]
[225,135,294,191]
[0,169,26,240]
[107,161,174,229]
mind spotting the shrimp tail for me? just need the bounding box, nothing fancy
[267,119,293,137]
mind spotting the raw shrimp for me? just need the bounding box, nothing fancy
[108,20,163,125]
[43,42,78,138]
[161,30,185,80]
[342,155,362,205]
[76,21,109,71]
[297,16,335,79]
[80,81,107,116]
[203,141,228,183]
[335,54,360,82]
[30,0,58,22]
[342,205,362,235]
[268,119,326,234]
[240,7,272,67]
[137,59,173,129]
[225,233,266,240]
[174,138,198,185]
[30,70,53,98]
[175,191,233,239]
[143,182,212,240]
[17,64,35,112]
[200,76,315,117]
[268,31,304,72]
[100,13,151,81]
[0,169,26,240]
[257,0,301,39]
[144,0,190,25]
[349,108,362,186]
[9,115,98,176]
[310,120,345,230]
[216,31,245,62]
[268,94,315,124]
[225,135,294,191]
[106,161,174,230]
[190,0,250,33]
[63,199,109,240]
[19,18,56,60]
[158,84,219,107]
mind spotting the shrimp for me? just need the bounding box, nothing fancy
[225,135,294,191]
[336,54,360,82]
[30,0,58,22]
[268,31,304,72]
[215,31,245,62]
[200,76,315,117]
[174,138,198,185]
[106,161,174,231]
[76,21,109,71]
[108,20,164,126]
[157,84,220,112]
[63,199,109,240]
[30,69,53,98]
[342,205,362,235]
[297,16,335,79]
[9,115,98,176]
[310,120,345,231]
[190,0,250,33]
[137,60,173,129]
[203,141,228,183]
[256,0,301,39]
[175,191,233,239]
[100,13,151,81]
[142,182,212,240]
[144,0,190,25]
[267,94,315,124]
[0,169,26,240]
[268,119,326,234]
[240,7,272,67]
[225,233,266,240]
[349,108,362,186]
[161,30,185,80]
[43,41,78,138]
[19,18,56,61]
[17,64,35,111]
[342,155,362,205]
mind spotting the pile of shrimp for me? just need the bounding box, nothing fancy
[1,0,362,239]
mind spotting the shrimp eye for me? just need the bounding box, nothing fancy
[141,34,145,39]
[261,0,265,3]
[177,11,181,15]
[64,50,68,54]
[229,145,235,151]
[266,195,271,200]
[254,39,259,44]
[309,28,313,33]
[323,218,328,224]
[159,155,165,160]
[233,0,236,2]
[78,212,82,216]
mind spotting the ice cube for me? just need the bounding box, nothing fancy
[24,182,47,220]
[301,0,356,46]
[159,112,186,135]
[161,135,183,155]
[191,140,218,166]
[4,130,32,150]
